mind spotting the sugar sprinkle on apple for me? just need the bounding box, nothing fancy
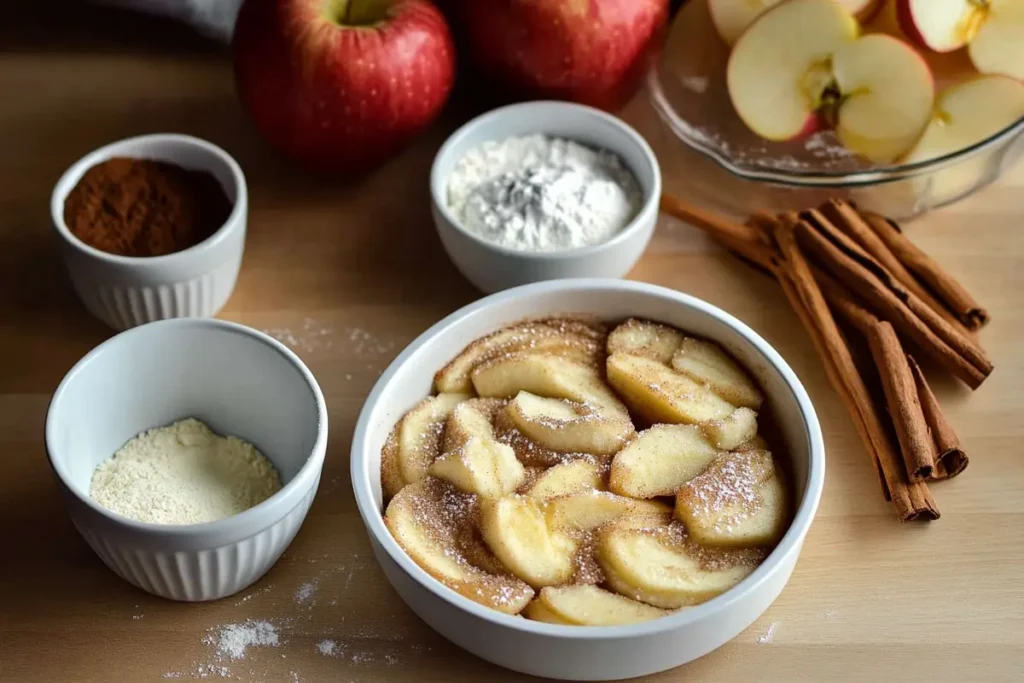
[727,0,935,162]
[233,0,456,173]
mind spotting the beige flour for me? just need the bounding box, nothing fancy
[90,418,282,524]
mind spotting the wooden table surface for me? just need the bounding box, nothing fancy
[2,6,1022,683]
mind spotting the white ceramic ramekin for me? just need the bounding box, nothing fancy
[45,318,328,602]
[351,279,824,680]
[430,101,661,294]
[50,133,248,330]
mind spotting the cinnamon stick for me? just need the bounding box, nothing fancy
[907,356,969,480]
[859,209,989,330]
[659,193,778,269]
[864,321,937,482]
[773,215,938,521]
[818,200,971,337]
[795,210,992,389]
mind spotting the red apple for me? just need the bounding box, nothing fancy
[233,0,456,173]
[455,0,669,111]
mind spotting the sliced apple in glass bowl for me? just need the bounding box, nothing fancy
[727,0,935,162]
[901,75,1024,204]
[898,0,1024,80]
[710,0,882,46]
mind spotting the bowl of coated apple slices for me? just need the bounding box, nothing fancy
[351,279,824,681]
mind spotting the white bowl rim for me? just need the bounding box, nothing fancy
[50,133,248,266]
[429,100,662,260]
[351,277,825,639]
[45,317,329,536]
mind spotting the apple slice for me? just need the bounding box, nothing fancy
[597,526,765,609]
[525,585,668,626]
[384,479,534,614]
[472,352,628,417]
[710,0,880,46]
[434,321,603,394]
[429,436,527,498]
[675,450,788,548]
[608,424,720,499]
[607,318,684,365]
[670,338,763,409]
[506,391,635,456]
[897,0,980,52]
[381,392,470,498]
[479,495,577,588]
[728,0,934,161]
[544,490,672,531]
[727,0,858,142]
[700,407,759,451]
[968,1,1024,80]
[606,353,735,425]
[903,76,1024,164]
[524,460,605,500]
[831,34,936,162]
[442,397,505,452]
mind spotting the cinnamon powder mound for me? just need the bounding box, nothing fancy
[63,157,232,257]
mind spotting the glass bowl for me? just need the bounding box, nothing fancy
[648,0,1024,220]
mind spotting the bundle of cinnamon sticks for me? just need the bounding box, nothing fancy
[660,193,990,522]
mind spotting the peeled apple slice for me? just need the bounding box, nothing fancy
[384,479,534,614]
[381,392,470,498]
[479,495,577,588]
[525,585,668,626]
[597,527,763,609]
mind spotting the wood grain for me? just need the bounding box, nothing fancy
[1,7,1022,683]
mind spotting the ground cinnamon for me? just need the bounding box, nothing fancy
[63,157,232,257]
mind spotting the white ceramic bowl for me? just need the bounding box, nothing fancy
[430,101,661,294]
[351,279,824,680]
[51,133,248,330]
[45,318,328,602]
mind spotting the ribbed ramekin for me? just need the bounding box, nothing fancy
[50,134,248,330]
[45,318,329,602]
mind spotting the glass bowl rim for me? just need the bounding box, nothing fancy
[647,67,1024,188]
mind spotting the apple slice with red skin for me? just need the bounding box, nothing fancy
[728,0,934,162]
[897,0,1024,80]
[233,0,456,174]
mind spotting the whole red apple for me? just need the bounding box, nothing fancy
[456,0,669,111]
[233,0,456,173]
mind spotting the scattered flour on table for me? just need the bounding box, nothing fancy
[208,619,281,660]
[824,610,838,619]
[756,622,778,644]
[294,580,318,607]
[446,134,642,252]
[316,639,340,657]
[263,318,333,353]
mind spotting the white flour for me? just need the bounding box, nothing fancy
[447,134,642,252]
[207,620,281,660]
[89,418,282,525]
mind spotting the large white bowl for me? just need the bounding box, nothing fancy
[45,318,328,602]
[351,279,825,680]
[51,133,248,330]
[430,101,661,294]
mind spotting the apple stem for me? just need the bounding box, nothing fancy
[326,0,387,27]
